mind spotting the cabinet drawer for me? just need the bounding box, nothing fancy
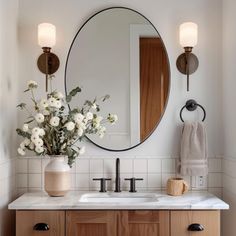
[16,210,65,236]
[171,211,220,236]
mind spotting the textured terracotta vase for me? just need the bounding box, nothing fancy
[44,156,70,197]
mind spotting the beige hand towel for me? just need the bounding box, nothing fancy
[179,121,208,176]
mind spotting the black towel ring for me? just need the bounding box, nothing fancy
[180,99,206,122]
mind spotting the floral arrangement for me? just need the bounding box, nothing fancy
[16,79,118,167]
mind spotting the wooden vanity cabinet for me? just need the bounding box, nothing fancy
[16,210,220,236]
[117,211,169,236]
[16,210,65,236]
[66,211,117,236]
[170,210,220,236]
[66,210,169,236]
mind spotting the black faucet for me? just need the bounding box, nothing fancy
[114,158,121,192]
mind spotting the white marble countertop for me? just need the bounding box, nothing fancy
[8,191,229,210]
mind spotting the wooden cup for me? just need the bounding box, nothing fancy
[166,178,189,196]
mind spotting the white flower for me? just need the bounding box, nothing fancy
[77,127,84,137]
[35,113,45,123]
[65,121,75,131]
[79,146,85,155]
[23,138,31,146]
[83,118,88,125]
[39,99,48,108]
[76,121,86,130]
[54,100,62,109]
[42,109,50,116]
[22,124,29,132]
[32,127,41,135]
[54,91,64,99]
[98,126,106,138]
[31,134,39,143]
[34,138,43,147]
[92,103,97,110]
[20,138,30,149]
[27,80,38,89]
[86,112,93,120]
[108,114,118,123]
[29,142,35,150]
[39,128,45,136]
[35,146,44,154]
[93,116,103,128]
[74,113,84,123]
[50,117,60,127]
[20,142,26,149]
[18,147,26,156]
[48,97,57,107]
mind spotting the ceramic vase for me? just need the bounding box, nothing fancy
[44,155,70,197]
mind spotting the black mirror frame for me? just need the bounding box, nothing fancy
[64,6,171,152]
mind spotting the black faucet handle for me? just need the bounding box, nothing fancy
[124,177,143,192]
[93,178,111,192]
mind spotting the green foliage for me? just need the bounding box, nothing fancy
[17,103,26,110]
[16,128,31,139]
[66,86,81,102]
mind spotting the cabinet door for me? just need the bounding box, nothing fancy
[118,211,169,236]
[66,211,117,236]
[16,210,65,236]
[171,211,220,236]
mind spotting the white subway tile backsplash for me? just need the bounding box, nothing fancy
[17,174,27,188]
[134,159,147,173]
[209,159,222,173]
[162,159,176,173]
[148,159,161,173]
[76,159,90,173]
[16,159,27,173]
[28,159,42,173]
[76,174,90,189]
[16,156,223,193]
[90,159,103,173]
[28,174,41,188]
[104,159,116,173]
[148,174,162,188]
[70,174,76,190]
[120,159,133,173]
[208,173,222,188]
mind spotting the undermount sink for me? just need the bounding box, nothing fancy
[79,192,159,204]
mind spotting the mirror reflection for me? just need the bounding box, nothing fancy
[65,8,170,151]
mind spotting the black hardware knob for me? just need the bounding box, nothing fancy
[188,223,204,231]
[93,178,111,192]
[33,223,50,231]
[125,177,143,192]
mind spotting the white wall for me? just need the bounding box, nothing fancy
[0,0,19,235]
[18,0,223,157]
[15,0,223,199]
[222,0,236,235]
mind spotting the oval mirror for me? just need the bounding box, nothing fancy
[65,7,170,151]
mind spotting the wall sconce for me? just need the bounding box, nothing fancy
[37,23,60,92]
[176,22,199,91]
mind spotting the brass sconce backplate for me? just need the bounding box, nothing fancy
[37,52,60,75]
[176,53,199,75]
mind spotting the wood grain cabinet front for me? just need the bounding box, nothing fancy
[16,210,65,236]
[118,211,169,236]
[66,210,169,236]
[170,210,220,236]
[15,210,221,236]
[66,211,117,236]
